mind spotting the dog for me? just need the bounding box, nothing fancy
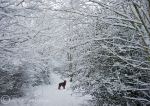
[58,80,66,90]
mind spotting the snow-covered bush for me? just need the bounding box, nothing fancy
[0,64,26,98]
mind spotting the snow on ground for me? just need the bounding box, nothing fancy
[1,73,91,106]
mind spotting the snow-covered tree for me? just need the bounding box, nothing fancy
[58,0,150,105]
[0,0,53,98]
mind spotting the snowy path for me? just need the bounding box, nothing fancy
[2,73,90,106]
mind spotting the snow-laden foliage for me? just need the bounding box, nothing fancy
[0,0,53,98]
[0,0,149,106]
[56,0,150,105]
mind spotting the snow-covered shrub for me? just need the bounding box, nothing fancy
[0,64,26,98]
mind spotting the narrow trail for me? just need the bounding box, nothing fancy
[2,73,90,106]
